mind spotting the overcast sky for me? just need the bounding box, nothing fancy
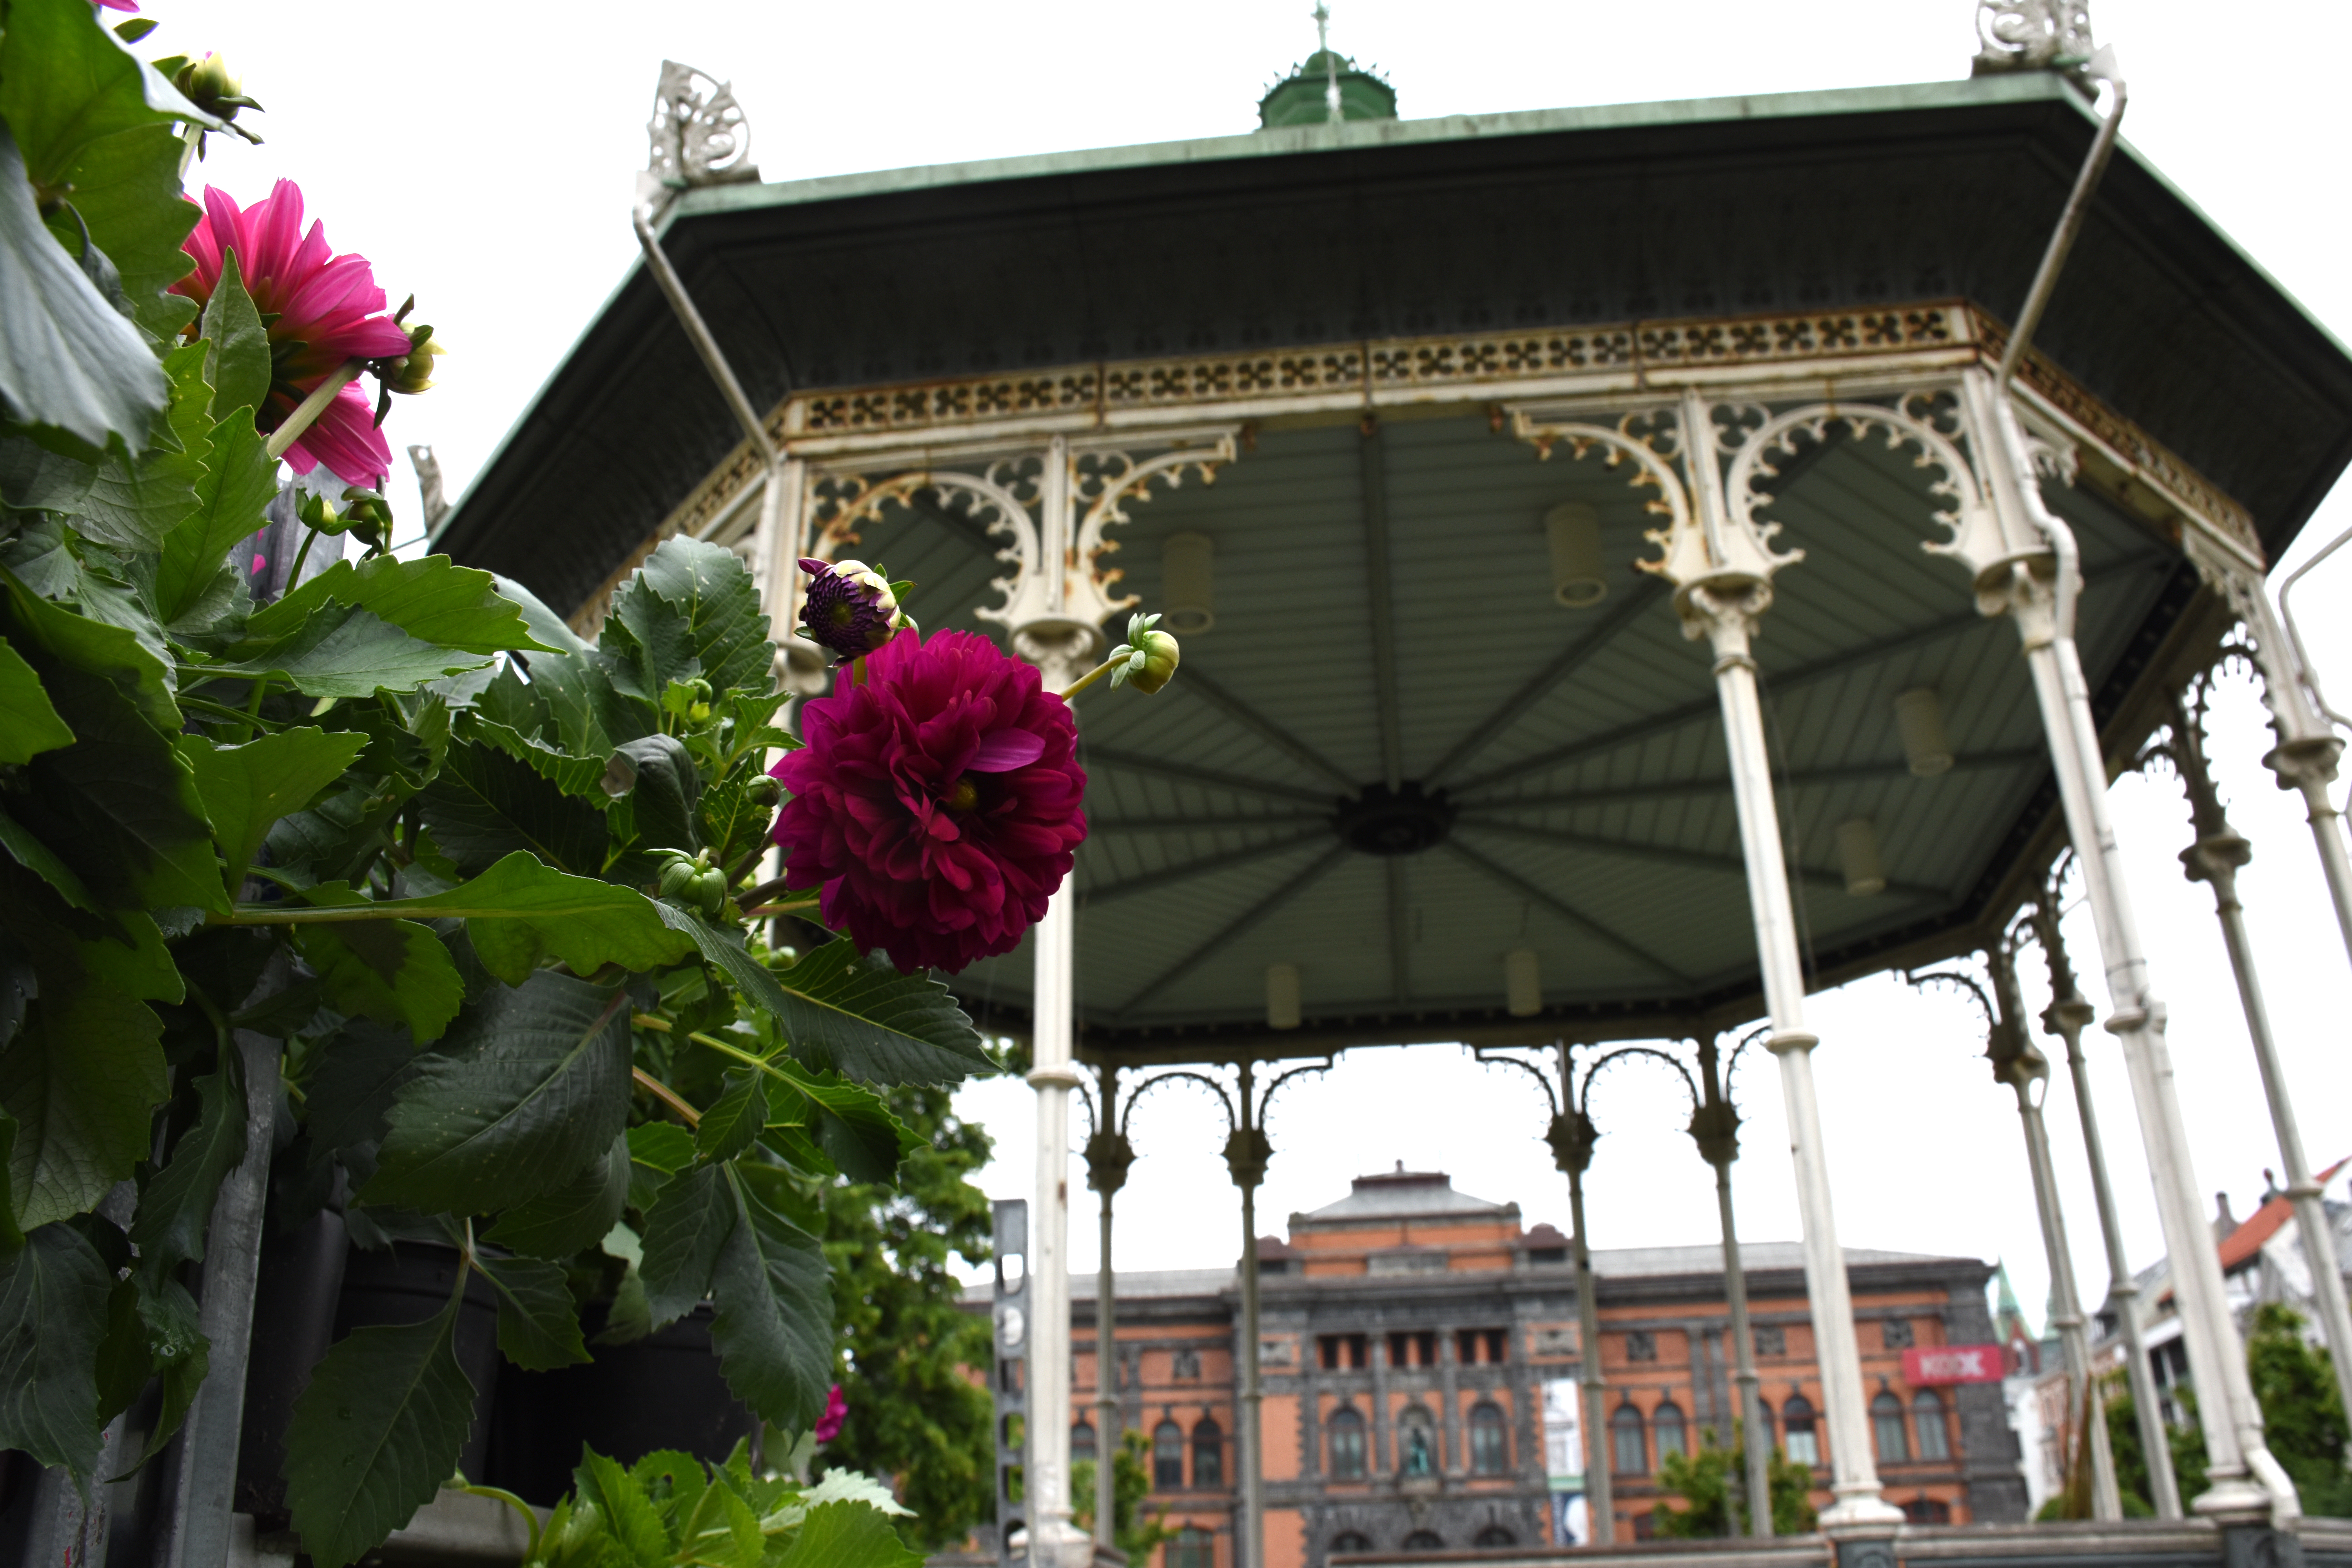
[165,0,2352,1329]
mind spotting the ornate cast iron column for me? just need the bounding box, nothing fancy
[1692,1032,1776,1539]
[1653,384,1900,1535]
[1960,365,2293,1528]
[1547,1059,1612,1546]
[2025,873,2181,1518]
[1082,1065,1136,1552]
[2150,671,2352,1433]
[1227,1067,1271,1568]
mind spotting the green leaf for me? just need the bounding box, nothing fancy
[768,1062,917,1185]
[127,1052,247,1281]
[695,1071,766,1166]
[3,560,178,731]
[0,635,73,763]
[251,555,553,658]
[776,1502,926,1568]
[154,409,276,627]
[200,249,270,423]
[778,940,993,1088]
[604,733,701,858]
[0,122,166,454]
[283,1280,478,1568]
[0,1220,113,1486]
[483,1132,628,1259]
[526,647,653,757]
[365,971,633,1215]
[0,0,217,189]
[461,711,607,799]
[708,1169,832,1432]
[474,1253,590,1372]
[331,850,697,985]
[102,1274,209,1477]
[573,1448,673,1566]
[637,1161,732,1328]
[180,727,370,895]
[417,740,608,878]
[0,1114,18,1251]
[489,573,592,657]
[302,1021,419,1164]
[69,341,208,552]
[0,433,96,515]
[625,1121,695,1213]
[0,800,95,912]
[296,916,465,1045]
[56,120,200,341]
[622,537,775,697]
[198,603,495,699]
[0,980,166,1230]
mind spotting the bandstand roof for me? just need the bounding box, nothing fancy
[437,70,2352,1064]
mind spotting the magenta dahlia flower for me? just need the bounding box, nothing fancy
[813,1385,847,1443]
[173,181,413,488]
[770,628,1086,974]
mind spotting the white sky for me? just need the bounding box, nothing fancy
[167,0,2352,1327]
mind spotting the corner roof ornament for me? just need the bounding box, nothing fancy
[1972,0,2096,76]
[636,60,760,218]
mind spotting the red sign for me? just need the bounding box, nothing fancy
[1903,1345,2006,1385]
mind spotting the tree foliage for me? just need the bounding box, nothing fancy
[1073,1429,1176,1563]
[1652,1428,1817,1538]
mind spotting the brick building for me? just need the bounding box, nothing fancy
[1009,1168,2022,1566]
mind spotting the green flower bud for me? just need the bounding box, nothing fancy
[379,324,443,397]
[659,860,697,900]
[1126,629,1180,694]
[746,776,783,808]
[172,52,263,123]
[691,868,728,915]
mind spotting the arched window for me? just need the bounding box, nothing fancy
[1328,1406,1367,1480]
[1397,1405,1438,1477]
[1912,1390,1951,1462]
[1872,1391,1909,1464]
[1073,1419,1096,1465]
[1610,1401,1646,1475]
[1472,1526,1516,1547]
[1653,1400,1687,1463]
[1401,1531,1444,1552]
[1330,1532,1372,1556]
[1154,1419,1186,1489]
[1167,1526,1215,1568]
[1902,1495,1952,1524]
[1192,1417,1225,1488]
[1468,1401,1509,1475]
[1782,1394,1820,1467]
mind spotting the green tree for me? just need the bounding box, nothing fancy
[2247,1303,2352,1517]
[1073,1430,1176,1562]
[820,1082,999,1548]
[2095,1374,2196,1519]
[1652,1428,1817,1537]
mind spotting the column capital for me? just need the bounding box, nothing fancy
[1027,1063,1085,1091]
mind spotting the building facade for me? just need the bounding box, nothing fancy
[994,1169,2023,1568]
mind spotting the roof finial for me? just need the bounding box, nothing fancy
[1972,0,2097,76]
[1314,3,1342,123]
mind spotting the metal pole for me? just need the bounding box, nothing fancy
[1025,881,1089,1568]
[1551,1042,1612,1547]
[1714,1165,1775,1537]
[1085,1066,1132,1555]
[1687,584,1897,1530]
[1226,1067,1267,1568]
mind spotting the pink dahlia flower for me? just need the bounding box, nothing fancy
[813,1385,847,1443]
[770,628,1086,974]
[173,181,413,488]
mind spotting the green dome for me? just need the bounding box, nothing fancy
[1258,49,1397,129]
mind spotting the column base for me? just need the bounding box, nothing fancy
[1822,1524,1899,1568]
[1028,1518,1098,1568]
[1819,1495,1905,1530]
[2222,1523,2308,1568]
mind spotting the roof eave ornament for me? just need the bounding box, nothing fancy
[1971,0,2099,78]
[636,60,760,220]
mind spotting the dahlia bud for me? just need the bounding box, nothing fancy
[1109,612,1181,695]
[746,775,783,808]
[379,323,443,396]
[172,53,264,123]
[798,557,907,660]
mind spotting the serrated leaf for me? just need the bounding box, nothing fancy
[707,1169,831,1432]
[574,1448,673,1566]
[0,636,73,763]
[365,971,633,1215]
[638,1161,733,1329]
[0,800,95,912]
[462,711,607,798]
[3,558,179,731]
[777,1501,925,1568]
[766,1061,917,1185]
[41,119,200,341]
[198,603,494,698]
[624,537,775,697]
[799,1468,915,1517]
[490,573,592,657]
[695,1071,766,1166]
[483,1132,627,1259]
[604,732,701,861]
[0,1220,113,1486]
[180,726,369,895]
[626,1120,695,1212]
[527,646,654,757]
[70,341,208,552]
[200,248,270,424]
[0,980,166,1230]
[0,1114,18,1250]
[297,916,465,1045]
[0,0,218,189]
[0,436,95,515]
[474,1253,590,1372]
[127,1051,247,1281]
[110,1274,209,1477]
[0,124,166,453]
[777,940,993,1088]
[250,554,552,658]
[283,1281,477,1568]
[303,1020,419,1164]
[155,410,276,627]
[418,740,608,878]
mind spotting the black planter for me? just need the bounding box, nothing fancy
[330,1241,504,1482]
[232,1206,350,1523]
[484,1304,757,1506]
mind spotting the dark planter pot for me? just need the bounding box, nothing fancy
[233,1206,350,1524]
[329,1242,504,1482]
[484,1304,757,1506]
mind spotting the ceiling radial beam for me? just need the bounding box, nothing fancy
[1423,577,1667,789]
[1083,830,1329,906]
[1386,859,1410,1004]
[1454,817,1946,903]
[1439,839,1690,984]
[1089,814,1332,833]
[1175,664,1359,793]
[1116,844,1353,1017]
[1360,422,1406,791]
[1084,746,1336,807]
[1471,748,2046,809]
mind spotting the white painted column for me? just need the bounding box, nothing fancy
[1688,583,1900,1530]
[1968,372,2292,1527]
[1026,879,1091,1568]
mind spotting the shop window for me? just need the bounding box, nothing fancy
[1154,1419,1185,1489]
[1610,1402,1647,1475]
[1328,1406,1367,1480]
[1872,1391,1909,1464]
[1783,1394,1820,1467]
[1469,1401,1509,1475]
[1912,1390,1950,1462]
[1193,1417,1225,1488]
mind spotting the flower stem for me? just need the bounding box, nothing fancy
[632,1064,701,1128]
[286,524,321,588]
[1056,655,1122,702]
[265,358,366,462]
[635,1012,810,1102]
[180,694,277,731]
